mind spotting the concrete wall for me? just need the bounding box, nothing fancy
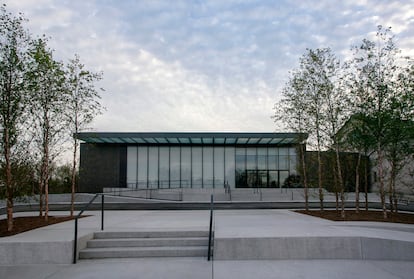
[214,236,414,260]
[79,143,126,193]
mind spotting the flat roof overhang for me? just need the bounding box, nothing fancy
[75,132,308,145]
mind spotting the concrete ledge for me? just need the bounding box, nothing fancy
[361,238,414,260]
[2,201,413,214]
[0,241,73,264]
[214,236,414,261]
[0,232,94,265]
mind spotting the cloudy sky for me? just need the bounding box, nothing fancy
[4,0,414,133]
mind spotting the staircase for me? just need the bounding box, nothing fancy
[79,230,211,260]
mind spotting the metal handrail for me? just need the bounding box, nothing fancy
[73,193,104,264]
[207,194,214,261]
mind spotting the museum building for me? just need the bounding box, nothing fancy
[76,132,307,193]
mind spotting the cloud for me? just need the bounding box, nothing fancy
[2,0,414,137]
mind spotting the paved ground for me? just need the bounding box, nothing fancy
[1,258,414,279]
[1,209,414,278]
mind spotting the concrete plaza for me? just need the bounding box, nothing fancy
[0,209,414,278]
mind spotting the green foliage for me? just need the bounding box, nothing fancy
[49,164,77,194]
[0,159,36,199]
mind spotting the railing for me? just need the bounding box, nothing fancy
[73,193,105,264]
[106,186,185,201]
[208,194,214,261]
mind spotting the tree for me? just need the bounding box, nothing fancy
[349,25,409,219]
[27,39,67,221]
[65,54,103,216]
[274,71,310,210]
[383,61,414,212]
[297,48,336,211]
[338,114,376,212]
[315,48,349,218]
[0,4,32,231]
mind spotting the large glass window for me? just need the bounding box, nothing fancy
[269,170,278,188]
[279,148,289,170]
[181,147,191,188]
[235,148,246,188]
[170,147,180,188]
[192,147,202,188]
[203,147,214,188]
[246,170,257,188]
[268,148,278,169]
[257,170,268,188]
[246,148,256,170]
[127,147,137,187]
[159,147,169,188]
[137,146,148,188]
[280,170,289,188]
[214,147,225,188]
[289,147,297,174]
[257,148,267,170]
[225,147,235,188]
[148,147,158,188]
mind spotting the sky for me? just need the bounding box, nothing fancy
[3,0,414,133]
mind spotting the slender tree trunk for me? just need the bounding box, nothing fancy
[38,176,44,217]
[333,164,339,212]
[377,145,387,219]
[355,153,361,213]
[44,117,50,222]
[300,144,309,211]
[392,165,398,213]
[70,137,78,216]
[4,128,14,232]
[335,144,345,218]
[388,161,397,213]
[364,155,369,211]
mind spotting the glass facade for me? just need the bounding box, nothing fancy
[127,146,298,189]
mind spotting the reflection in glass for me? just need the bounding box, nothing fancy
[159,147,169,188]
[170,147,180,188]
[257,148,267,170]
[148,147,158,188]
[127,147,137,187]
[214,147,225,188]
[269,171,278,188]
[137,146,147,188]
[258,171,268,187]
[192,147,202,188]
[268,148,278,170]
[246,148,256,170]
[280,170,289,188]
[225,147,235,188]
[203,147,214,188]
[235,148,246,188]
[246,170,257,188]
[181,147,191,188]
[279,148,289,170]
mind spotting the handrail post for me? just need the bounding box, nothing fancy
[101,194,104,231]
[208,194,214,261]
[73,218,78,264]
[73,193,104,264]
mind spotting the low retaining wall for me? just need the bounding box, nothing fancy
[214,236,414,261]
[2,201,413,214]
[0,232,93,265]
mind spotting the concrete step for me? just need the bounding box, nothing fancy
[93,230,210,239]
[87,237,209,248]
[79,246,209,259]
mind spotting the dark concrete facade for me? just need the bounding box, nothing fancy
[79,143,126,192]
